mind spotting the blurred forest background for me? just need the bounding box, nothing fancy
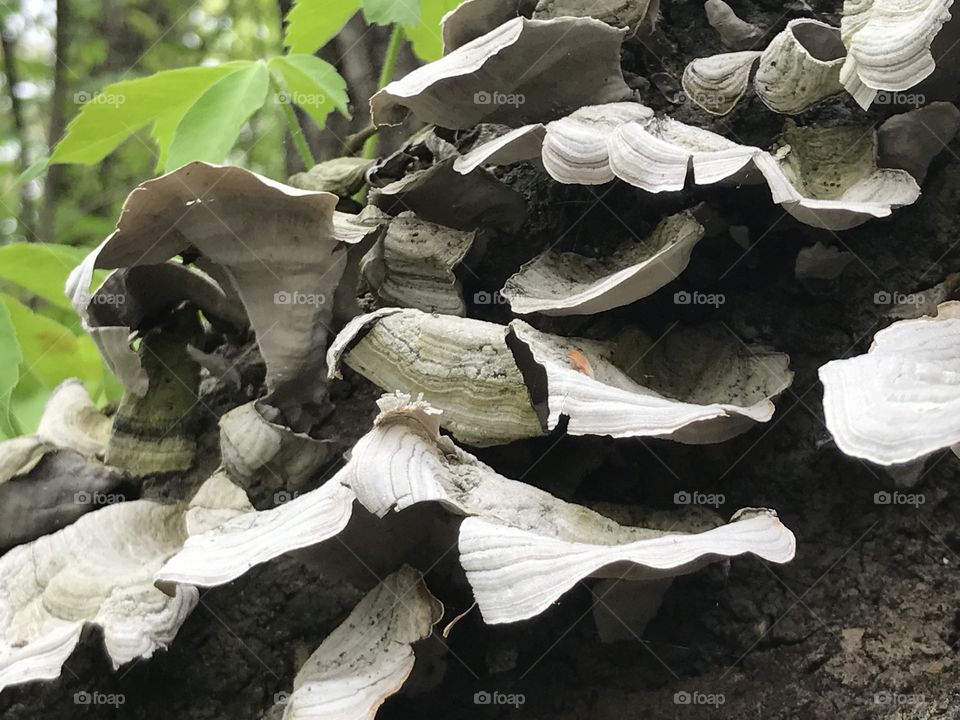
[0,0,436,438]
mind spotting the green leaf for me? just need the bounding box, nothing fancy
[2,295,102,391]
[14,156,49,189]
[50,63,246,167]
[284,0,362,55]
[0,299,21,438]
[404,0,463,61]
[165,61,270,171]
[363,0,419,26]
[0,243,91,311]
[270,55,351,130]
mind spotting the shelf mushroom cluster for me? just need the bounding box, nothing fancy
[2,0,958,715]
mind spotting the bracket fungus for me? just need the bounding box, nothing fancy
[67,162,382,418]
[508,321,793,443]
[462,103,909,227]
[684,19,845,116]
[361,212,476,316]
[501,211,705,315]
[0,380,111,486]
[754,121,921,230]
[704,0,764,50]
[0,381,120,550]
[218,399,335,491]
[840,0,955,109]
[819,302,960,465]
[326,308,792,445]
[877,101,960,182]
[370,158,526,232]
[681,51,762,116]
[754,19,846,114]
[0,473,251,691]
[270,566,442,720]
[795,241,855,281]
[327,309,543,446]
[369,17,632,129]
[157,395,796,627]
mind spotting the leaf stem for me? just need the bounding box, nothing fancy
[363,25,404,159]
[272,77,315,169]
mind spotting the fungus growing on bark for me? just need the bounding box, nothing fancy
[840,0,955,109]
[326,309,792,444]
[501,211,705,315]
[268,566,442,720]
[370,17,632,129]
[157,395,796,626]
[819,302,960,465]
[684,19,846,116]
[0,473,251,691]
[68,162,383,423]
[704,0,764,50]
[361,212,476,316]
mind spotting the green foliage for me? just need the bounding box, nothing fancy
[49,63,243,167]
[269,55,352,128]
[405,0,463,62]
[0,302,20,438]
[0,243,95,312]
[363,0,420,27]
[49,51,353,172]
[284,0,458,61]
[0,244,119,437]
[284,0,362,55]
[166,62,270,170]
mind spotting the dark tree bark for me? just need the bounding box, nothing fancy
[1,23,36,240]
[40,0,72,244]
